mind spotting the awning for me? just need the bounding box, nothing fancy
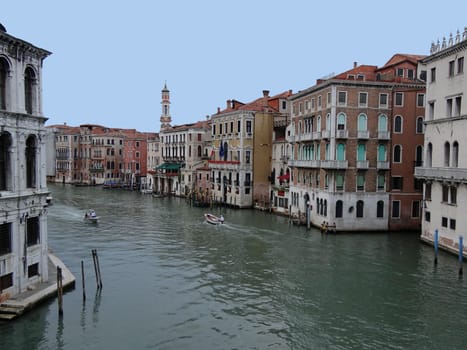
[157,163,183,170]
[278,173,290,181]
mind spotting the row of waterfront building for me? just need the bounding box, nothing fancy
[46,29,467,258]
[1,22,467,304]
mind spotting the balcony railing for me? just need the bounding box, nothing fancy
[377,161,390,169]
[357,130,370,139]
[208,160,241,170]
[414,166,467,183]
[321,160,348,169]
[288,159,320,168]
[377,131,390,140]
[356,160,369,169]
[336,129,348,139]
[321,130,331,139]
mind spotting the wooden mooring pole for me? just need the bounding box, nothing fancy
[92,249,103,290]
[57,266,63,316]
[81,260,86,301]
[459,236,463,276]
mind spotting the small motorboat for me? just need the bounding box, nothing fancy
[204,213,224,225]
[45,196,53,206]
[84,209,99,223]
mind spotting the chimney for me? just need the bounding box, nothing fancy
[217,107,220,114]
[226,99,231,109]
[262,90,270,111]
[353,61,358,68]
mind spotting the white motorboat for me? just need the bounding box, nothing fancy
[84,209,99,223]
[204,213,224,225]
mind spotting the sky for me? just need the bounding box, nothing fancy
[2,1,467,132]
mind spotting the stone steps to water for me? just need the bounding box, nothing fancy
[0,303,25,320]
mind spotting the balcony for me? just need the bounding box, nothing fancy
[321,160,348,169]
[357,130,370,139]
[377,161,390,169]
[208,160,241,170]
[299,133,313,142]
[378,131,390,140]
[356,160,369,169]
[289,159,320,168]
[312,131,321,140]
[336,129,348,139]
[321,130,331,139]
[414,167,467,183]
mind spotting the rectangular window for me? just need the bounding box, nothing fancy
[428,101,435,120]
[318,95,322,108]
[28,263,39,278]
[447,98,453,117]
[379,93,388,108]
[407,69,414,79]
[395,92,404,106]
[327,92,331,106]
[425,211,431,222]
[425,183,432,200]
[458,57,464,74]
[442,185,449,202]
[338,91,346,106]
[0,223,12,255]
[246,121,252,134]
[450,219,456,230]
[212,124,216,135]
[392,176,403,190]
[237,120,241,133]
[0,272,13,290]
[455,96,462,117]
[396,68,404,77]
[412,201,420,218]
[417,94,425,107]
[391,201,400,218]
[26,217,40,247]
[359,92,368,107]
[245,150,250,164]
[441,217,448,227]
[431,67,436,82]
[450,186,457,204]
[311,98,315,110]
[449,60,455,77]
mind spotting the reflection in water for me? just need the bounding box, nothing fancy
[56,315,64,350]
[0,184,466,349]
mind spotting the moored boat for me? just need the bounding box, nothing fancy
[204,213,224,225]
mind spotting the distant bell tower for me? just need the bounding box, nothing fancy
[160,82,172,131]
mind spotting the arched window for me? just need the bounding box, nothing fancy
[336,143,345,161]
[394,115,403,133]
[356,200,364,218]
[378,144,387,161]
[317,115,321,131]
[393,145,402,163]
[0,57,9,110]
[416,116,424,134]
[337,113,346,130]
[357,144,366,161]
[336,200,343,218]
[324,199,327,216]
[0,132,12,190]
[325,143,330,160]
[426,143,433,167]
[358,113,367,131]
[444,142,450,167]
[377,201,384,218]
[25,135,37,188]
[452,141,459,168]
[378,114,388,131]
[24,67,36,115]
[197,145,202,157]
[319,198,323,215]
[326,113,331,130]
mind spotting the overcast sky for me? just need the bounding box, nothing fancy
[2,1,466,132]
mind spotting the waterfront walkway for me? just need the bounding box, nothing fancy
[0,253,75,321]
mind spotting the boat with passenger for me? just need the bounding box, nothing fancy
[204,213,224,225]
[84,209,99,223]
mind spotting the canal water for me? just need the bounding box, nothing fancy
[1,184,466,349]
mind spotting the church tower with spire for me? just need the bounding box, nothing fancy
[160,82,172,131]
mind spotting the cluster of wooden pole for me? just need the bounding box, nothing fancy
[57,249,103,316]
[434,229,464,276]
